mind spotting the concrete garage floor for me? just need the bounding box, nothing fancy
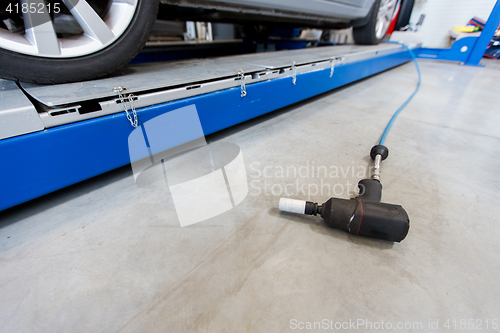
[1,59,499,332]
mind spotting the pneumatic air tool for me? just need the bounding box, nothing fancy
[279,145,409,242]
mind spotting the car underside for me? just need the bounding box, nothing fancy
[158,0,353,29]
[158,0,371,29]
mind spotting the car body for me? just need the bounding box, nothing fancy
[0,0,398,83]
[158,0,375,27]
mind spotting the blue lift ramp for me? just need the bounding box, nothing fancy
[0,43,415,212]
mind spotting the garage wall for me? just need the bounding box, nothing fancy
[409,0,497,48]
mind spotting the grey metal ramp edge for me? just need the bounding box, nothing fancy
[0,80,44,141]
[21,44,403,107]
[35,44,410,129]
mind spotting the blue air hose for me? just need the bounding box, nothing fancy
[378,41,421,145]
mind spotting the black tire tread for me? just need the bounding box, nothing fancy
[395,0,415,31]
[353,0,381,45]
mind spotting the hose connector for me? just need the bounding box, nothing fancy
[370,145,389,181]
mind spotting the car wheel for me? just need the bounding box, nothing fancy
[0,0,159,84]
[395,0,415,31]
[353,0,398,45]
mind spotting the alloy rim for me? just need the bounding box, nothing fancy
[375,0,397,39]
[0,0,138,58]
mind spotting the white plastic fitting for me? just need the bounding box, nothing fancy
[279,198,306,214]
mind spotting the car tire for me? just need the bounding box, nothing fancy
[0,0,159,84]
[353,0,397,45]
[395,0,415,31]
